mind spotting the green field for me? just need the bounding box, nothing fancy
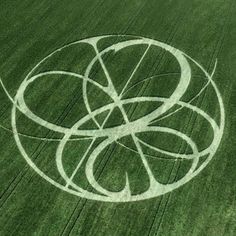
[0,0,235,235]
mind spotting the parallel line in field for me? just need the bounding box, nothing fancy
[152,2,233,234]
[0,0,59,73]
[61,144,118,236]
[145,4,215,235]
[0,0,148,230]
[59,144,115,235]
[65,1,184,232]
[0,0,107,208]
[0,61,79,207]
[97,5,188,235]
[115,9,185,236]
[60,1,151,234]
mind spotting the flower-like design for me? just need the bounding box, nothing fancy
[0,35,225,202]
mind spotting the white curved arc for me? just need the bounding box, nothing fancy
[0,123,93,142]
[150,59,218,124]
[138,139,195,160]
[14,71,115,137]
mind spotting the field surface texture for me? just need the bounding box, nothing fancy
[0,0,235,235]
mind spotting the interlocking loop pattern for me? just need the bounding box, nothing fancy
[1,35,225,202]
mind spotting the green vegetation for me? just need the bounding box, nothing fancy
[0,0,235,235]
